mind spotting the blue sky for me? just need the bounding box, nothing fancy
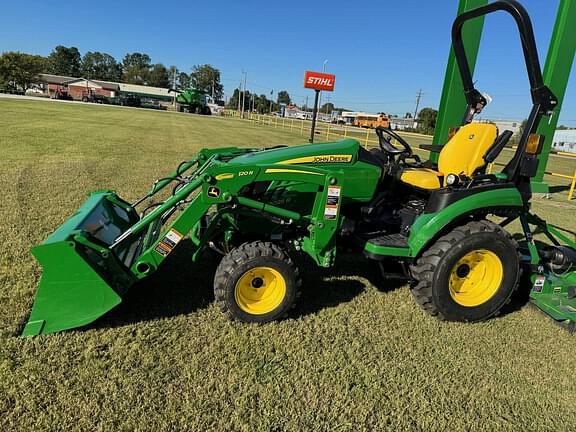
[1,0,575,125]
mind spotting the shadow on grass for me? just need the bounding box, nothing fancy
[291,253,405,318]
[500,270,533,317]
[89,245,401,330]
[549,185,570,194]
[88,240,218,331]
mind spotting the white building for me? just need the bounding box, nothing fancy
[476,119,522,135]
[552,129,576,154]
[390,117,419,130]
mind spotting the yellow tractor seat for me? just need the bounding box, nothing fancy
[400,168,442,190]
[399,123,498,190]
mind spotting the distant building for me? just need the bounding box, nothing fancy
[390,117,419,131]
[284,106,311,120]
[38,73,172,104]
[476,118,521,135]
[339,112,361,125]
[552,129,576,154]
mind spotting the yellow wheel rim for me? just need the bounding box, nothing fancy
[234,267,287,315]
[449,249,504,307]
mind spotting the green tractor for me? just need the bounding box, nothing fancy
[22,0,575,336]
[170,88,212,115]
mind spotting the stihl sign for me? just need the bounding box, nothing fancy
[304,71,336,91]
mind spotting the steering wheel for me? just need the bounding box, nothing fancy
[375,126,413,158]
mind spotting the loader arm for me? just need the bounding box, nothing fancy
[23,146,348,335]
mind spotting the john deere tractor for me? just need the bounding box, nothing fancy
[170,88,212,115]
[22,0,575,336]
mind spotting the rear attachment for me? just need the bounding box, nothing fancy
[521,213,576,331]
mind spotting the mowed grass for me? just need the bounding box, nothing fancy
[1,98,575,432]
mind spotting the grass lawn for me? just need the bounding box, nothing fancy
[1,98,575,431]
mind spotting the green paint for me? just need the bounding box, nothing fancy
[532,0,576,192]
[22,191,135,336]
[24,1,576,336]
[408,188,523,256]
[363,243,411,258]
[530,272,576,324]
[23,140,381,335]
[236,196,302,221]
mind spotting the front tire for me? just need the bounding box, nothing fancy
[410,220,520,322]
[214,241,301,322]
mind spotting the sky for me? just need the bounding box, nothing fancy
[1,0,575,125]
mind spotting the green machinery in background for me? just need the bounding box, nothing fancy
[170,88,212,115]
[22,1,576,336]
[433,0,576,193]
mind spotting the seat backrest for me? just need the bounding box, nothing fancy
[438,123,498,183]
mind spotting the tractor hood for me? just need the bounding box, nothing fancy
[229,139,361,167]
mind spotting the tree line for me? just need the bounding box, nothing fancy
[227,88,297,113]
[0,45,224,101]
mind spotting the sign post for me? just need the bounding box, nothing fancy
[304,71,335,143]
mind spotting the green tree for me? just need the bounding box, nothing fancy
[47,45,81,76]
[227,88,253,111]
[190,64,223,100]
[226,88,239,108]
[256,94,277,113]
[321,102,334,114]
[81,52,121,81]
[256,94,269,113]
[178,72,191,89]
[148,63,170,88]
[0,51,46,91]
[417,107,438,135]
[122,52,151,85]
[277,90,291,105]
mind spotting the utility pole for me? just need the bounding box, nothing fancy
[414,89,423,120]
[237,75,242,115]
[325,94,331,115]
[241,71,247,118]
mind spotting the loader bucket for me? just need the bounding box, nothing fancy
[22,191,139,336]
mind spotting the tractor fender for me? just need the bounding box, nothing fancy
[408,188,523,258]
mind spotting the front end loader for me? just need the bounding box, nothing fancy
[22,0,576,336]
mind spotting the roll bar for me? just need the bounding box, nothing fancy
[452,0,557,118]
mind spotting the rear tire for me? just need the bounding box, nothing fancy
[214,241,301,322]
[410,220,520,322]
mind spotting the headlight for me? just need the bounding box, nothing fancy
[446,174,459,186]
